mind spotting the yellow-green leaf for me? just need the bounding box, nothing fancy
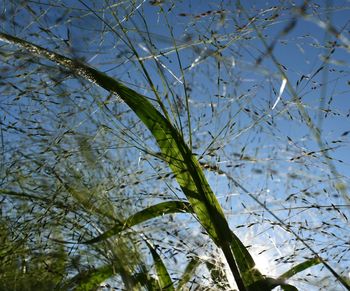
[84,200,192,244]
[278,257,321,280]
[146,241,174,291]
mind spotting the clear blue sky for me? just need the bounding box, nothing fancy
[1,0,350,289]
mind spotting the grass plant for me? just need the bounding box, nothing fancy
[0,1,349,290]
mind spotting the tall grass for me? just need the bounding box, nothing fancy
[0,1,349,290]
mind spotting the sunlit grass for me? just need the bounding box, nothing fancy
[0,1,349,290]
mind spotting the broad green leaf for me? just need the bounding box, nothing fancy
[0,32,264,289]
[278,257,321,280]
[146,241,174,290]
[177,258,200,290]
[247,257,322,291]
[84,200,192,244]
[230,231,262,284]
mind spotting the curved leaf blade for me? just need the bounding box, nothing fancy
[230,231,262,284]
[278,257,321,280]
[247,257,322,291]
[177,258,200,290]
[146,241,174,291]
[84,200,192,244]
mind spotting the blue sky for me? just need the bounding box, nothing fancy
[1,0,350,289]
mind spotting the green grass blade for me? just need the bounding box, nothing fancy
[247,257,324,290]
[251,258,323,291]
[146,241,174,291]
[278,257,321,280]
[109,73,260,289]
[177,258,200,290]
[84,200,192,244]
[247,257,321,291]
[0,32,264,289]
[230,231,262,284]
